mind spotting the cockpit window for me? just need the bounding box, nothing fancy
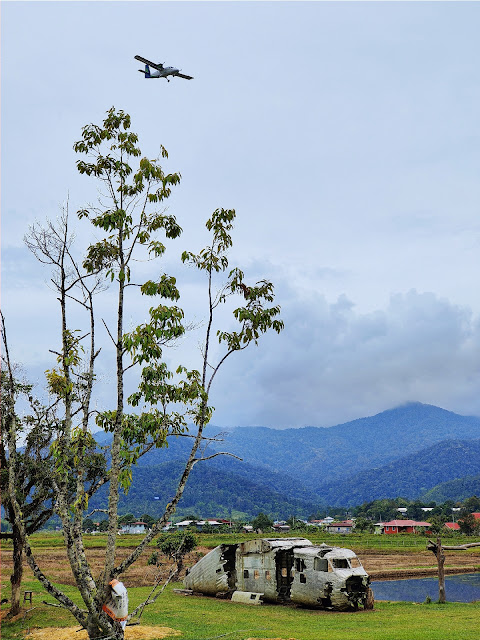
[331,558,349,569]
[350,557,363,569]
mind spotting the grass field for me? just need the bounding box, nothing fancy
[2,529,478,552]
[1,578,479,640]
[2,531,480,640]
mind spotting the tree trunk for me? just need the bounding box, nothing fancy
[173,556,184,582]
[8,524,23,617]
[435,537,446,603]
[85,617,124,640]
[364,586,375,610]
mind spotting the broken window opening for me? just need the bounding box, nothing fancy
[294,558,306,572]
[265,570,271,580]
[254,570,260,580]
[244,570,249,579]
[299,573,307,584]
[314,558,328,572]
[332,558,349,569]
[350,557,362,569]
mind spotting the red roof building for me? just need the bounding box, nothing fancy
[444,522,460,531]
[382,519,431,534]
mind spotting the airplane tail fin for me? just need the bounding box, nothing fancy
[138,64,151,78]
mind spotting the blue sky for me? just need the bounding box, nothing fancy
[2,1,480,427]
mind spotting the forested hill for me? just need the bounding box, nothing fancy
[216,403,480,489]
[421,474,480,504]
[314,439,480,507]
[92,403,480,516]
[88,459,320,520]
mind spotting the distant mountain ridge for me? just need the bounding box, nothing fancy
[216,403,480,489]
[420,474,480,504]
[92,403,480,516]
[314,439,480,507]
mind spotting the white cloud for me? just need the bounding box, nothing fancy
[207,280,480,428]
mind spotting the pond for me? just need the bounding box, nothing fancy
[371,572,480,603]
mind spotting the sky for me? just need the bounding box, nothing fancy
[2,0,480,428]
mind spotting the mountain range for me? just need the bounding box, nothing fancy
[91,402,480,519]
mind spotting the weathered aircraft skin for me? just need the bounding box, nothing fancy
[184,537,370,610]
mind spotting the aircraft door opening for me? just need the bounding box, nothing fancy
[275,550,294,601]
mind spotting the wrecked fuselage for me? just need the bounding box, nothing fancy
[184,537,370,611]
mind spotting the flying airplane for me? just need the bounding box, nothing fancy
[134,55,193,81]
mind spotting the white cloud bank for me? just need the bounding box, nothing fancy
[208,276,480,428]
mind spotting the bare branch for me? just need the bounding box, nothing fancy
[102,318,116,346]
[85,508,109,518]
[128,564,178,621]
[195,452,242,463]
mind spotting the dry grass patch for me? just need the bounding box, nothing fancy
[0,547,207,587]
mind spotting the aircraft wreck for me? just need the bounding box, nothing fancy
[184,537,371,610]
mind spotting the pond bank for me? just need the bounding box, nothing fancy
[369,565,479,580]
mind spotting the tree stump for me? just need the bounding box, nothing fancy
[364,587,375,610]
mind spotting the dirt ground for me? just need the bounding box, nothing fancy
[1,545,479,588]
[360,549,480,578]
[0,546,207,588]
[19,625,180,640]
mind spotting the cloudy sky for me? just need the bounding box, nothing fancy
[2,1,480,428]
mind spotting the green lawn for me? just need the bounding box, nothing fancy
[2,531,479,640]
[1,580,479,640]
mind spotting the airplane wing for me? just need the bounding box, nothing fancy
[176,73,194,80]
[134,55,164,71]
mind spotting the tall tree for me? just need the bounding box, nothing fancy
[8,108,283,640]
[458,512,479,536]
[1,307,105,618]
[0,314,57,617]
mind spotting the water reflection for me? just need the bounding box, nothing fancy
[372,572,480,603]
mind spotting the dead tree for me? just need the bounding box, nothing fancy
[427,538,480,603]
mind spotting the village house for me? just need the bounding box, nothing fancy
[374,522,384,535]
[119,521,149,534]
[382,519,431,535]
[324,520,354,534]
[174,519,223,531]
[444,522,460,531]
[308,517,335,527]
